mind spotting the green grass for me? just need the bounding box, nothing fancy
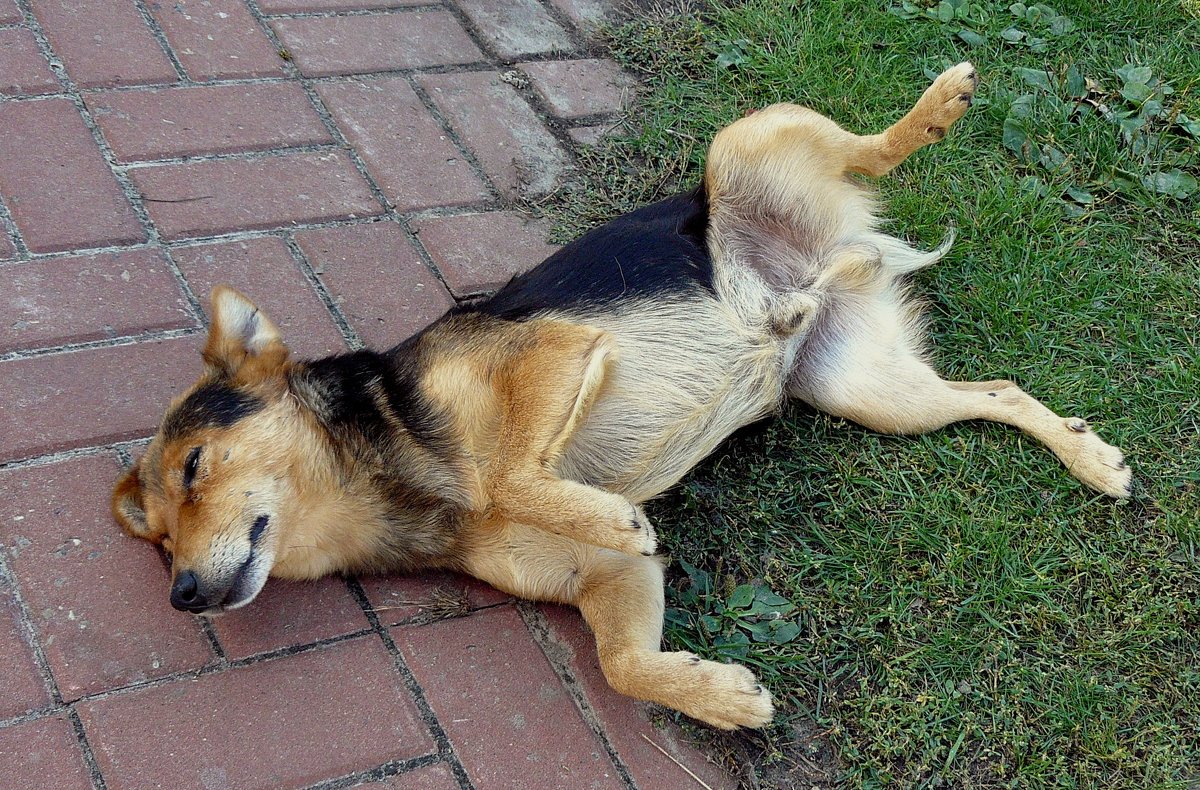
[545,1,1200,786]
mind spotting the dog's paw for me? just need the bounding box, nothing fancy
[916,61,979,141]
[671,653,774,731]
[628,505,658,556]
[1060,418,1132,498]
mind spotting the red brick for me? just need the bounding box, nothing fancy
[547,0,617,30]
[0,456,214,699]
[418,71,570,199]
[209,577,369,660]
[0,579,50,719]
[259,0,423,9]
[293,223,452,349]
[0,336,201,462]
[396,606,622,789]
[456,0,573,59]
[0,715,92,790]
[129,150,382,240]
[360,571,510,627]
[0,0,21,24]
[78,636,436,789]
[86,82,331,162]
[150,0,283,81]
[317,77,489,212]
[0,27,59,96]
[31,0,177,88]
[541,604,737,790]
[414,211,556,297]
[0,98,144,253]
[271,11,484,77]
[363,762,459,789]
[171,237,346,359]
[0,248,192,354]
[522,58,635,120]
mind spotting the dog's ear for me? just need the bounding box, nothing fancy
[112,461,165,544]
[202,285,290,385]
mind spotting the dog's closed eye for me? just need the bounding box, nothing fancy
[183,446,202,489]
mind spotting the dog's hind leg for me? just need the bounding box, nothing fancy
[706,62,979,193]
[791,346,1132,498]
[459,521,774,730]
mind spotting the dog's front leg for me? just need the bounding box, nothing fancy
[485,320,656,555]
[458,520,774,730]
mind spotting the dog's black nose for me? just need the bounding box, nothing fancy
[170,570,208,612]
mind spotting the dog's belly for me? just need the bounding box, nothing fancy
[551,296,786,503]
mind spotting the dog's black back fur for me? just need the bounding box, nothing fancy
[469,186,713,321]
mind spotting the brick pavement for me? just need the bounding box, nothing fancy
[0,0,735,787]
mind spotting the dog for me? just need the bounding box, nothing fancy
[111,63,1131,731]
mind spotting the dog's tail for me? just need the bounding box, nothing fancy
[769,231,953,338]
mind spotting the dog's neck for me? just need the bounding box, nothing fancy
[274,346,474,576]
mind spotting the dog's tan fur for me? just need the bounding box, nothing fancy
[111,64,1131,730]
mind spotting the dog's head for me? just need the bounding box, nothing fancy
[112,286,314,615]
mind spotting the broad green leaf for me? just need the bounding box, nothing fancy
[770,621,802,644]
[1009,2,1027,16]
[1120,81,1155,106]
[1142,169,1197,199]
[957,28,986,46]
[1003,117,1034,160]
[1064,185,1094,204]
[1048,15,1075,35]
[1016,67,1054,91]
[1065,65,1086,97]
[728,584,756,609]
[1115,64,1153,86]
[1176,114,1200,140]
[936,1,955,22]
[699,614,721,633]
[745,621,775,642]
[754,588,791,607]
[1009,93,1036,118]
[1001,26,1026,42]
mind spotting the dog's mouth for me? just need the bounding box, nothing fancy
[193,516,273,616]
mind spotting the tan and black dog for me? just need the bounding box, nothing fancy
[112,63,1131,731]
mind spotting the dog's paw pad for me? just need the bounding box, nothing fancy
[919,61,978,138]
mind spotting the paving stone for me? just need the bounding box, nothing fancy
[271,11,484,77]
[0,0,21,24]
[293,222,453,349]
[0,715,92,790]
[0,98,144,253]
[418,71,570,199]
[129,150,382,240]
[456,0,573,59]
[86,82,331,162]
[0,249,192,355]
[0,27,60,96]
[259,0,423,10]
[31,0,177,88]
[541,604,738,790]
[360,571,511,627]
[0,231,16,260]
[0,455,215,699]
[209,577,370,660]
[547,0,618,30]
[149,0,283,81]
[413,211,557,297]
[362,762,459,789]
[77,636,436,789]
[172,236,346,359]
[395,605,622,789]
[317,77,490,212]
[0,578,50,719]
[568,124,612,147]
[0,336,201,462]
[522,58,635,120]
